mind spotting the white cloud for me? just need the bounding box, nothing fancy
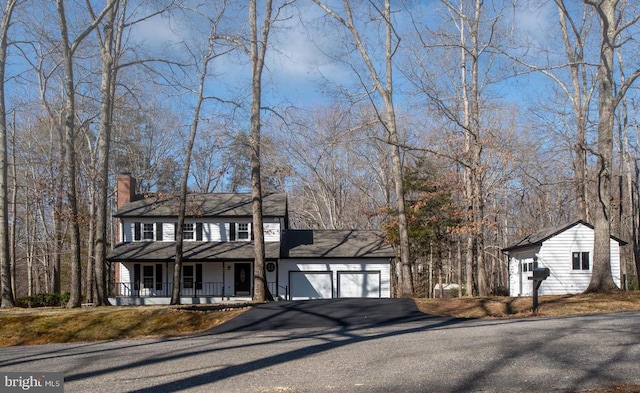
[512,1,557,45]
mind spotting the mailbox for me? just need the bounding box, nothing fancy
[532,267,550,280]
[528,267,550,313]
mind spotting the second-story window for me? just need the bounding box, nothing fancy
[183,223,194,240]
[237,223,250,240]
[143,223,154,241]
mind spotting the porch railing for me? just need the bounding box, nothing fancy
[112,281,286,299]
[112,282,223,297]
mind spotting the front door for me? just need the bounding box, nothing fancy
[234,263,251,295]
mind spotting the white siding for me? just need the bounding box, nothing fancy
[118,262,130,282]
[278,259,391,299]
[508,223,622,296]
[163,222,175,241]
[121,221,133,242]
[204,222,223,241]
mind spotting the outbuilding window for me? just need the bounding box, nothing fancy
[572,252,590,270]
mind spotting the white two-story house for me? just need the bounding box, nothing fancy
[107,173,394,305]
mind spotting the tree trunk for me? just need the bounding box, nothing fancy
[0,0,17,308]
[586,0,618,293]
[93,0,119,306]
[171,20,216,305]
[249,0,273,302]
[57,0,83,308]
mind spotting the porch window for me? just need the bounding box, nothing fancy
[183,223,194,240]
[183,265,194,289]
[572,252,590,270]
[143,265,154,289]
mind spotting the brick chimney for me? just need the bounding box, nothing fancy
[117,172,137,209]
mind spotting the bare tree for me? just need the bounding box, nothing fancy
[0,0,17,308]
[56,0,116,307]
[249,0,272,302]
[170,7,228,304]
[405,0,503,295]
[312,0,414,296]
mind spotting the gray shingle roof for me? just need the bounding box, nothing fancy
[502,220,627,252]
[282,230,395,258]
[114,193,287,218]
[107,241,282,261]
[106,230,395,262]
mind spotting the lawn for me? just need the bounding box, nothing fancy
[0,303,249,346]
[2,292,639,347]
[415,291,640,318]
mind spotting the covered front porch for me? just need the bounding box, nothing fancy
[107,240,283,305]
[109,260,280,305]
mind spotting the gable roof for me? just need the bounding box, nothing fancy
[114,193,287,218]
[106,230,395,262]
[502,220,627,253]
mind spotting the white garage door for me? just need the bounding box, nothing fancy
[289,271,333,300]
[338,271,381,298]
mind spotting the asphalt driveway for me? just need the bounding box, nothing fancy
[208,298,444,333]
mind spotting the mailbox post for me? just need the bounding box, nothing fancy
[528,267,550,313]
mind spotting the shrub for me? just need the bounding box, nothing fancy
[15,292,71,308]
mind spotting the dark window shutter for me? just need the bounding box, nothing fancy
[156,222,163,241]
[155,264,163,290]
[133,264,141,291]
[196,264,203,290]
[229,223,236,241]
[174,223,177,240]
[134,223,141,241]
[196,223,203,241]
[250,223,254,240]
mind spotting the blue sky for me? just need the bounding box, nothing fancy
[125,1,562,111]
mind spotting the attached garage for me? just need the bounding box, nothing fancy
[281,262,390,299]
[277,230,394,300]
[289,271,333,300]
[338,271,381,298]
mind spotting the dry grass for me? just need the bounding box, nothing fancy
[0,304,247,347]
[1,292,638,347]
[414,291,640,319]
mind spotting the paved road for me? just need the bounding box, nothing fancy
[1,299,639,393]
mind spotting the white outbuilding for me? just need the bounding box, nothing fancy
[502,220,626,297]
